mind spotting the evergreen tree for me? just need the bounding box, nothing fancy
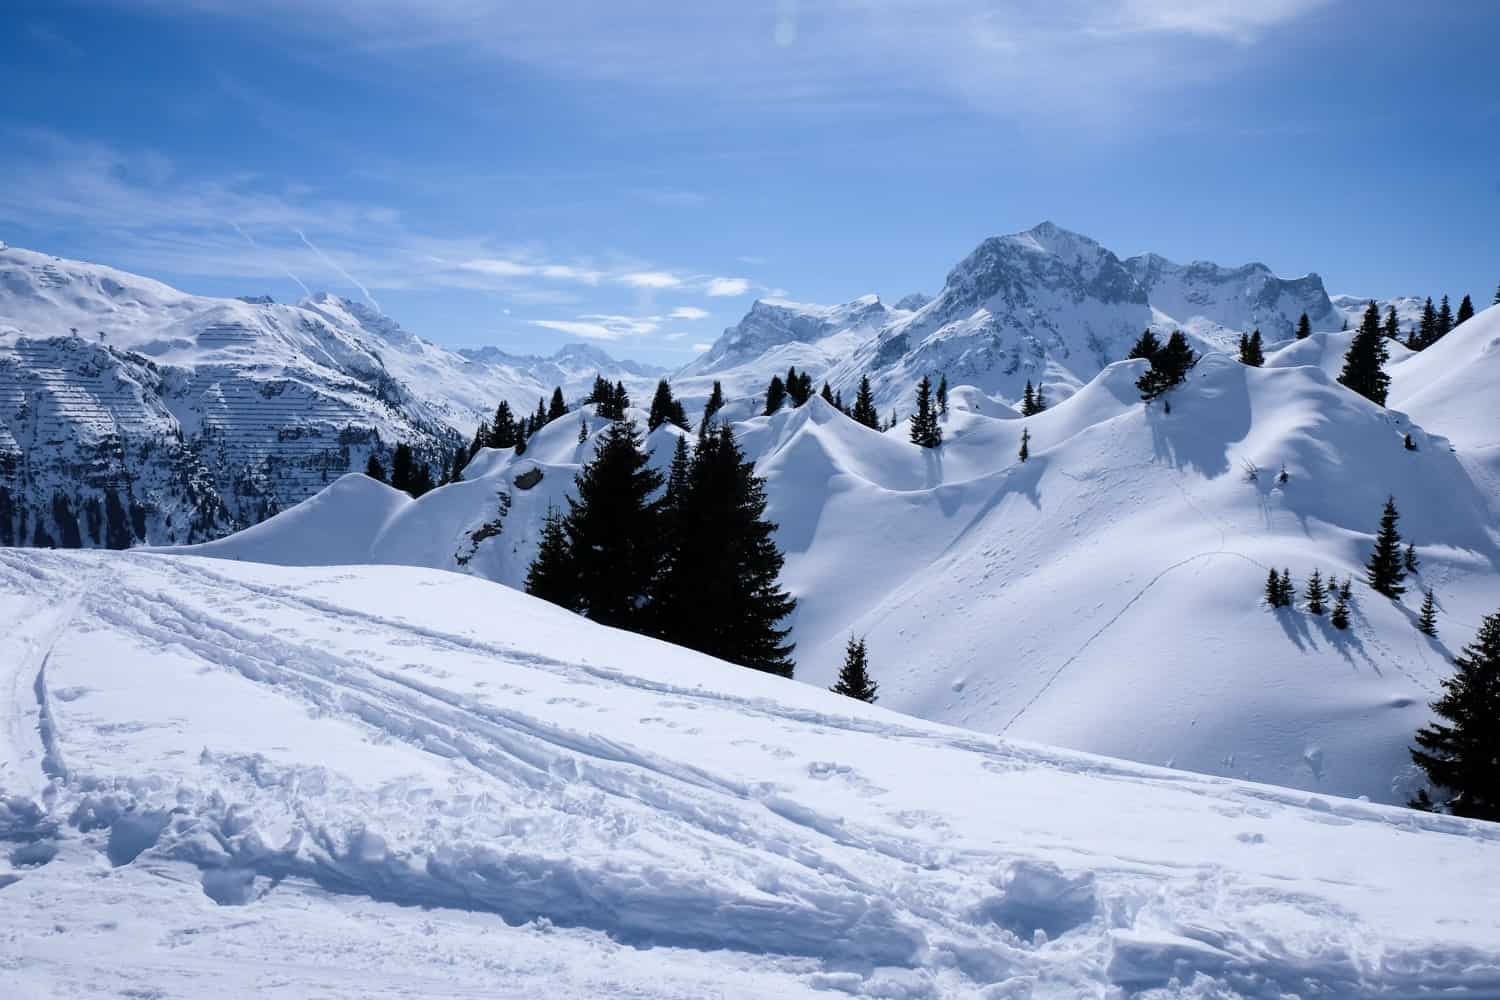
[1435,294,1454,342]
[365,454,387,482]
[440,445,466,486]
[1018,426,1030,463]
[1365,496,1408,597]
[850,376,880,429]
[1404,543,1420,575]
[647,379,689,431]
[830,636,879,703]
[407,461,435,498]
[548,386,568,422]
[908,376,942,448]
[1265,568,1285,608]
[534,397,549,433]
[1493,283,1500,306]
[390,443,414,494]
[1455,294,1475,328]
[1136,331,1197,401]
[1382,306,1400,341]
[563,420,663,630]
[489,402,517,448]
[1417,589,1438,637]
[1280,569,1295,607]
[1336,302,1391,405]
[1415,297,1438,350]
[1331,590,1351,630]
[821,382,836,405]
[654,425,797,676]
[1295,312,1312,340]
[763,375,787,415]
[700,380,725,432]
[1238,329,1265,366]
[468,419,490,460]
[577,416,589,443]
[936,374,948,416]
[525,505,578,610]
[513,416,529,455]
[1127,329,1163,361]
[584,374,612,406]
[834,390,845,412]
[1020,380,1038,416]
[1409,610,1500,819]
[783,366,814,407]
[1339,577,1353,601]
[610,381,631,419]
[1305,569,1326,615]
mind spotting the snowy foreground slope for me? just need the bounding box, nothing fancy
[186,332,1500,806]
[3,549,1498,999]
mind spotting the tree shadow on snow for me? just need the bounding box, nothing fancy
[1145,363,1252,480]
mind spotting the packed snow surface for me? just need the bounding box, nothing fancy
[2,549,1498,998]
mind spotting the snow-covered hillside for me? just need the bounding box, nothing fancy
[3,549,1498,998]
[686,223,1342,414]
[0,245,657,547]
[183,337,1500,805]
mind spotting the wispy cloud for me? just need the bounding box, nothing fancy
[530,313,661,341]
[0,129,763,304]
[704,277,750,297]
[668,306,709,320]
[620,271,681,290]
[139,0,1333,117]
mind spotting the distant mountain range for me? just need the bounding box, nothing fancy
[0,243,660,546]
[679,222,1344,413]
[0,224,1427,548]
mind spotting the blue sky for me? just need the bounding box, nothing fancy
[2,0,1497,363]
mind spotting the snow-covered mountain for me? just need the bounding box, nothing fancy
[4,548,1498,997]
[182,305,1500,804]
[0,245,658,547]
[685,222,1341,413]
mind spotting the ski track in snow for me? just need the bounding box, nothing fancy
[3,549,1500,998]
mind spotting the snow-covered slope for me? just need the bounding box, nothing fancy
[687,223,1340,414]
[184,348,1500,805]
[4,548,1498,998]
[0,245,656,547]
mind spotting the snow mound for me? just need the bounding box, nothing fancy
[2,549,1497,997]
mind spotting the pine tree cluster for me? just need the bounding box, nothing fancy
[525,421,797,677]
[586,376,631,421]
[647,379,690,432]
[1019,380,1047,416]
[389,442,435,498]
[1131,329,1198,401]
[1237,329,1265,367]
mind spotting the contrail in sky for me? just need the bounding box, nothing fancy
[228,221,312,298]
[295,228,382,313]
